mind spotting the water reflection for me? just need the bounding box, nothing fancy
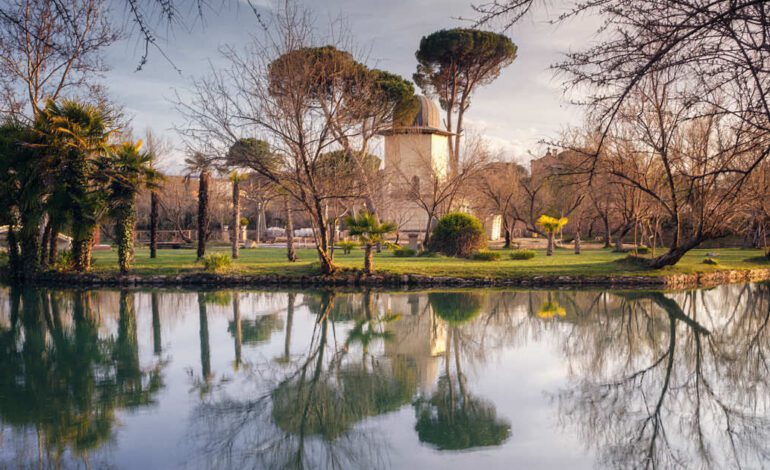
[0,284,767,468]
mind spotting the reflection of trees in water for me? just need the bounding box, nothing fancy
[190,290,414,469]
[415,292,511,450]
[0,288,164,468]
[550,284,770,469]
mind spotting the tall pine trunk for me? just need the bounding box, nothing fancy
[285,196,297,262]
[231,178,240,259]
[196,170,210,260]
[150,191,159,259]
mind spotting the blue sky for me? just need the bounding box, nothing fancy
[103,0,598,172]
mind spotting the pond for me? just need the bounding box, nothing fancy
[0,284,768,469]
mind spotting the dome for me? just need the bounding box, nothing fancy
[412,95,442,129]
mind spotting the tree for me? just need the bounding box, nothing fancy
[106,139,160,273]
[228,171,246,259]
[476,160,526,248]
[344,210,396,274]
[536,215,567,256]
[37,99,115,272]
[414,28,516,175]
[0,0,117,120]
[428,212,486,258]
[184,152,211,261]
[177,3,381,274]
[143,129,169,259]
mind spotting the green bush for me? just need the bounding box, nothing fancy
[471,250,501,261]
[393,247,417,257]
[417,251,442,258]
[428,212,486,258]
[702,257,719,265]
[202,253,233,273]
[52,250,74,272]
[428,292,485,325]
[0,251,7,267]
[634,245,650,254]
[337,240,358,254]
[509,249,536,260]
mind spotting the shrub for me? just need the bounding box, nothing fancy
[202,253,233,273]
[702,257,719,265]
[428,212,486,258]
[509,249,536,260]
[0,251,7,268]
[393,247,417,257]
[634,245,650,254]
[52,250,74,272]
[337,240,358,254]
[471,250,501,261]
[417,250,442,258]
[428,292,485,325]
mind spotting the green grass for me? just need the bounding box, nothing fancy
[85,246,770,279]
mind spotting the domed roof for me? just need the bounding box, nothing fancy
[412,95,442,129]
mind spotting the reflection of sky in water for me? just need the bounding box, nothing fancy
[0,284,766,469]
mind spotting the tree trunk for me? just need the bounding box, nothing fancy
[115,204,136,274]
[645,238,701,268]
[603,216,611,248]
[231,178,240,260]
[315,215,336,275]
[196,170,210,260]
[574,225,581,255]
[150,191,159,259]
[40,220,52,268]
[503,222,511,249]
[285,196,297,262]
[232,293,242,369]
[151,292,162,355]
[72,228,95,273]
[49,226,59,265]
[547,232,554,256]
[6,224,20,278]
[19,210,42,278]
[283,292,295,361]
[364,244,374,274]
[198,293,211,382]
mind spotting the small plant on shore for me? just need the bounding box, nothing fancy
[536,215,568,256]
[344,210,397,274]
[702,257,719,265]
[337,240,358,254]
[634,245,650,255]
[202,253,233,273]
[52,250,75,272]
[428,213,486,258]
[393,247,417,257]
[472,250,501,261]
[509,249,536,260]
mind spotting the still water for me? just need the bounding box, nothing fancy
[0,284,769,469]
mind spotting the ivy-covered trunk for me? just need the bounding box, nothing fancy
[72,228,95,273]
[49,226,59,266]
[196,170,210,260]
[18,209,43,278]
[231,178,240,259]
[285,196,297,262]
[115,203,136,274]
[6,223,20,278]
[150,192,159,259]
[363,244,374,274]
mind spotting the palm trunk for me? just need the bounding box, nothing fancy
[151,292,162,355]
[196,170,210,260]
[231,178,240,259]
[546,232,554,256]
[150,191,159,259]
[6,223,20,277]
[198,293,211,382]
[115,204,136,274]
[285,196,297,262]
[49,226,59,265]
[19,210,42,278]
[72,228,95,272]
[364,244,374,274]
[233,294,242,369]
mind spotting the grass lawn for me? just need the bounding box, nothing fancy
[87,246,770,278]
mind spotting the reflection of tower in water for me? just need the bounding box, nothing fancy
[384,293,447,394]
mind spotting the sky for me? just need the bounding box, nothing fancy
[102,0,600,173]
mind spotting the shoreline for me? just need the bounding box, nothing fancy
[12,266,770,290]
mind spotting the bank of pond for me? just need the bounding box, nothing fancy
[0,284,768,468]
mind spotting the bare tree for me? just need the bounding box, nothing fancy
[0,0,118,120]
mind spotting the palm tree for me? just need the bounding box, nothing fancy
[184,152,211,260]
[344,210,396,274]
[106,140,161,273]
[536,215,569,256]
[229,171,247,259]
[37,99,115,272]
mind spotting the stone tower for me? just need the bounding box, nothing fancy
[381,96,451,236]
